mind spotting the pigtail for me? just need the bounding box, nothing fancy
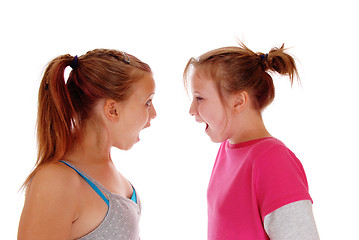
[22,55,78,190]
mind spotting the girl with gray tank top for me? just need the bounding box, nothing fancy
[18,50,156,239]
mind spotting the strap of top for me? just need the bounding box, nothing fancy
[131,186,137,203]
[59,161,110,207]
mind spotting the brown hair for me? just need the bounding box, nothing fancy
[184,42,298,110]
[22,49,151,190]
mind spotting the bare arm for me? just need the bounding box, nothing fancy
[264,200,320,240]
[18,164,80,240]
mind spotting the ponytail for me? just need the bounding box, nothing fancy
[259,44,298,86]
[184,42,299,110]
[22,49,151,190]
[22,55,79,189]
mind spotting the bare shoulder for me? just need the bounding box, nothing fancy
[18,162,82,240]
[23,161,84,213]
[28,162,81,195]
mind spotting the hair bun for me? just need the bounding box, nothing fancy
[266,44,298,83]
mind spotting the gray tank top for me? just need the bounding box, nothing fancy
[60,161,141,240]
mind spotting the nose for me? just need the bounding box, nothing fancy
[150,104,157,119]
[189,100,197,116]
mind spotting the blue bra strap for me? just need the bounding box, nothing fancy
[131,187,137,204]
[59,161,110,207]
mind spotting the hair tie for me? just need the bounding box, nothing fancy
[123,52,130,64]
[70,55,78,69]
[260,53,268,61]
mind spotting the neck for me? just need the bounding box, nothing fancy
[228,110,272,144]
[63,118,113,167]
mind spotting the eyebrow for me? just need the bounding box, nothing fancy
[147,92,155,99]
[192,90,202,96]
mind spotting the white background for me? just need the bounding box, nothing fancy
[1,0,358,239]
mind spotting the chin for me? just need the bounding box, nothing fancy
[115,136,139,151]
[207,127,230,143]
[116,143,135,151]
[207,131,229,143]
[209,135,227,143]
[122,146,134,151]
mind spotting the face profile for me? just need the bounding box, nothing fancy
[189,70,231,143]
[107,72,157,150]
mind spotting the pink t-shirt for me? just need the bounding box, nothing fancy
[207,137,312,240]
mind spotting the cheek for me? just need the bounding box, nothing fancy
[137,109,150,126]
[121,111,144,132]
[199,104,225,126]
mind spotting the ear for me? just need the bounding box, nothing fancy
[104,99,119,120]
[231,91,248,113]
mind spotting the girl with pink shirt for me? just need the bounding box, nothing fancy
[184,43,320,240]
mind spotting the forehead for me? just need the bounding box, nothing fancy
[125,72,155,102]
[191,68,232,108]
[191,69,217,93]
[134,72,155,92]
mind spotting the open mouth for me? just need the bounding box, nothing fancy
[143,122,151,129]
[196,118,209,131]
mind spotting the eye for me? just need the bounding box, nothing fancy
[196,96,204,102]
[145,99,152,107]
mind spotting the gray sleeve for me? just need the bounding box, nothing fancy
[263,200,320,240]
